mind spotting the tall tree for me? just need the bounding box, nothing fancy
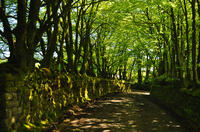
[191,0,199,84]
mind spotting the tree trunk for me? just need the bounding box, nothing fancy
[80,25,90,74]
[43,1,60,67]
[95,32,101,77]
[184,0,191,80]
[137,53,142,84]
[119,68,122,80]
[123,62,127,80]
[145,54,150,81]
[191,0,199,84]
[170,6,182,79]
[74,12,85,73]
[74,4,84,72]
[58,30,65,70]
[26,0,41,68]
[87,40,96,76]
[80,3,95,74]
[197,0,200,79]
[15,0,27,70]
[66,1,74,71]
[180,20,185,78]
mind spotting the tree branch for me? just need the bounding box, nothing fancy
[72,0,108,8]
[0,30,5,37]
[0,1,14,47]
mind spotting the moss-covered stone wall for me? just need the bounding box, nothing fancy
[150,81,200,131]
[0,74,131,131]
[0,75,25,131]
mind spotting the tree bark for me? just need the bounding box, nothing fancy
[137,53,142,84]
[74,2,84,72]
[170,6,182,79]
[145,54,150,81]
[80,3,95,74]
[123,62,127,80]
[184,0,191,80]
[26,0,41,67]
[197,0,200,79]
[87,40,96,76]
[43,1,60,67]
[191,0,199,84]
[15,0,27,70]
[66,0,74,71]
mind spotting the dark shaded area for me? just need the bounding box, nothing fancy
[150,81,200,131]
[147,96,197,132]
[131,82,151,91]
[0,73,6,131]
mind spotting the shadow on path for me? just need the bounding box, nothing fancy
[51,90,187,132]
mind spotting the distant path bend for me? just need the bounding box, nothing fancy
[52,90,187,132]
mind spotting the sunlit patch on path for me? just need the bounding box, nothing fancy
[51,90,187,132]
[131,90,150,95]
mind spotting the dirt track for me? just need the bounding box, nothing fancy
[51,90,187,132]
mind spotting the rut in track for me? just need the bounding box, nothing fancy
[51,90,187,132]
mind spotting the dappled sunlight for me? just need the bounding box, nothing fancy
[152,119,158,123]
[11,117,16,124]
[131,124,137,128]
[101,102,112,105]
[131,90,150,95]
[71,118,100,125]
[109,99,125,103]
[152,128,158,131]
[63,118,70,123]
[128,120,135,125]
[68,117,127,129]
[52,91,186,132]
[98,123,125,128]
[102,130,111,132]
[86,104,101,109]
[52,130,60,132]
[172,124,181,128]
[2,0,198,130]
[114,112,122,116]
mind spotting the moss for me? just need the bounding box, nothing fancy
[18,71,131,130]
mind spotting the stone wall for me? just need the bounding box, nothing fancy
[0,75,25,131]
[0,74,131,131]
[0,74,6,131]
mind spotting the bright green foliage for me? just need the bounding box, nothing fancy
[1,0,200,84]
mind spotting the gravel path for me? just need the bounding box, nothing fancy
[51,90,188,132]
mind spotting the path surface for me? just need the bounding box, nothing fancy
[51,90,187,132]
